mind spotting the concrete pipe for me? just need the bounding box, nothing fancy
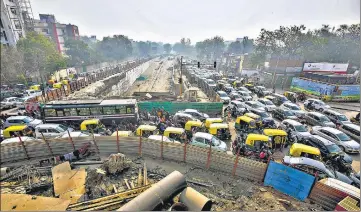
[168,202,188,211]
[179,187,212,211]
[118,171,187,211]
[1,167,9,175]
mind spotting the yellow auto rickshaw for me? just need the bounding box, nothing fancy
[163,127,186,142]
[3,125,34,138]
[61,79,69,85]
[263,129,288,149]
[235,116,257,132]
[244,134,271,150]
[111,131,134,137]
[205,118,223,128]
[244,83,255,92]
[244,113,262,127]
[284,91,297,103]
[53,82,63,89]
[29,85,41,91]
[185,120,204,137]
[136,125,158,137]
[289,143,321,160]
[209,123,231,140]
[80,119,105,133]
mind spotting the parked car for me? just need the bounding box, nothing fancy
[338,123,360,142]
[282,156,359,188]
[35,124,73,139]
[270,93,290,106]
[256,98,276,112]
[179,109,209,121]
[227,100,248,117]
[1,136,35,145]
[304,99,331,112]
[322,109,351,125]
[302,135,353,164]
[272,108,298,121]
[280,102,306,118]
[56,131,101,138]
[228,92,243,101]
[249,108,272,120]
[304,112,336,128]
[148,135,181,144]
[217,91,231,104]
[280,119,311,142]
[237,91,252,101]
[254,86,271,97]
[190,132,227,152]
[244,101,266,112]
[311,126,360,153]
[3,116,43,129]
[224,86,235,94]
[1,97,19,109]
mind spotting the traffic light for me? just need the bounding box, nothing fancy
[214,61,217,68]
[178,78,182,83]
[197,62,200,68]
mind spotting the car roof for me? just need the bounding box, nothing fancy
[231,100,243,104]
[194,132,213,140]
[308,112,325,117]
[217,91,227,94]
[282,119,302,126]
[283,102,298,107]
[343,123,360,131]
[7,116,28,120]
[284,156,327,171]
[309,98,323,102]
[35,124,61,129]
[321,127,343,134]
[323,109,342,116]
[258,98,271,101]
[312,135,334,145]
[245,101,256,104]
[5,97,18,100]
[184,109,198,113]
[2,136,35,144]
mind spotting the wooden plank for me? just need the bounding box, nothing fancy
[1,194,71,211]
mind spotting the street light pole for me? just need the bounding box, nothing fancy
[180,56,183,96]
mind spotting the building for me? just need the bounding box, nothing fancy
[34,14,79,54]
[0,0,31,46]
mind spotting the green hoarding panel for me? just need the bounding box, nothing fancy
[138,102,223,115]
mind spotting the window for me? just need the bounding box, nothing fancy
[56,109,64,117]
[56,125,67,132]
[37,128,47,133]
[90,107,102,115]
[103,106,116,115]
[64,108,77,116]
[116,105,126,114]
[335,133,350,142]
[13,20,21,29]
[48,129,59,133]
[194,137,205,143]
[42,29,49,34]
[294,125,308,132]
[10,7,17,15]
[77,108,90,116]
[44,109,57,117]
[337,115,348,122]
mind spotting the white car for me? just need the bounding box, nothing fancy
[237,91,253,101]
[237,87,252,95]
[3,116,43,128]
[280,119,311,142]
[311,126,360,153]
[35,124,73,139]
[1,97,19,109]
[56,131,101,138]
[148,135,181,144]
[179,109,209,121]
[244,101,266,111]
[217,91,231,104]
[1,136,35,144]
[281,102,306,118]
[191,132,227,152]
[304,99,330,112]
[257,98,276,112]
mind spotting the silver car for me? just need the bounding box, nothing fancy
[257,98,276,112]
[237,91,253,101]
[305,112,336,128]
[280,102,306,118]
[322,109,351,125]
[1,97,18,109]
[244,101,266,111]
[280,119,311,142]
[4,116,43,128]
[191,132,227,152]
[311,126,360,153]
[339,123,360,142]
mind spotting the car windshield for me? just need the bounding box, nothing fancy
[17,98,25,102]
[211,136,221,146]
[280,96,288,102]
[337,115,348,121]
[295,125,308,132]
[263,100,274,105]
[23,117,34,123]
[326,144,342,153]
[56,124,68,132]
[324,168,336,178]
[232,94,241,98]
[219,92,227,97]
[319,116,331,122]
[259,112,270,118]
[284,110,294,116]
[258,87,266,90]
[336,133,351,141]
[316,100,325,105]
[289,105,301,110]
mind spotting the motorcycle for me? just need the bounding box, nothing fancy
[297,92,306,102]
[325,154,353,176]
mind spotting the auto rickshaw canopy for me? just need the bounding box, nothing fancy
[208,123,229,135]
[111,131,133,137]
[80,119,102,131]
[3,125,29,138]
[163,127,185,136]
[245,134,270,146]
[29,85,40,91]
[263,129,287,136]
[289,143,321,158]
[235,116,257,130]
[53,82,62,89]
[205,118,223,128]
[184,120,204,131]
[244,113,262,122]
[61,80,69,85]
[136,125,157,136]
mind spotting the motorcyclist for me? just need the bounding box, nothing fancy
[306,100,313,111]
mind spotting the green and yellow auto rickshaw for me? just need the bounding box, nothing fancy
[209,123,231,140]
[136,125,158,137]
[235,116,257,133]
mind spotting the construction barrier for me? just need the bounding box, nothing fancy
[138,102,223,116]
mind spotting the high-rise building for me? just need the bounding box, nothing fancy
[0,0,33,46]
[34,14,79,54]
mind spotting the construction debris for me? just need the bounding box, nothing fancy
[1,194,71,211]
[103,153,131,174]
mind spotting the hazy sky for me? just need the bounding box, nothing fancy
[31,0,360,43]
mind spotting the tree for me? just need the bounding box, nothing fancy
[173,38,192,55]
[163,43,172,54]
[16,32,66,78]
[65,39,102,67]
[96,35,133,61]
[227,41,243,55]
[0,46,26,84]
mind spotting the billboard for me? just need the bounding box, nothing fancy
[302,63,348,74]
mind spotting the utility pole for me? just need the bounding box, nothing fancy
[271,56,280,91]
[180,56,183,96]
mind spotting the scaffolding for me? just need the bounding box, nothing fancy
[17,0,34,32]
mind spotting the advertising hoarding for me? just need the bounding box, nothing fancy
[302,63,348,74]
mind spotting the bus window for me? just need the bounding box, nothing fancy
[126,106,135,114]
[90,107,103,115]
[77,108,90,116]
[56,110,64,117]
[64,108,77,116]
[103,106,116,115]
[44,109,57,117]
[116,105,126,114]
